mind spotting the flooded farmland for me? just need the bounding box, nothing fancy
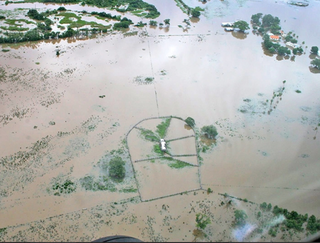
[1,0,320,241]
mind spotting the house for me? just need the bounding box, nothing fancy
[221,22,234,27]
[224,27,234,31]
[160,139,166,152]
[270,35,280,41]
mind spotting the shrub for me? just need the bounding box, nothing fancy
[185,117,195,127]
[109,156,125,181]
[201,125,218,139]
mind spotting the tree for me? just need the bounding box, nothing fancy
[233,20,250,32]
[262,14,276,27]
[277,46,290,56]
[149,20,157,26]
[164,19,170,25]
[185,117,195,127]
[311,58,320,69]
[234,210,248,227]
[311,46,319,55]
[251,13,263,25]
[109,156,125,181]
[195,213,211,230]
[191,9,200,18]
[201,125,218,139]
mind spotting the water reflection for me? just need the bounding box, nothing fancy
[309,66,320,74]
[200,135,216,146]
[190,17,200,23]
[231,31,247,40]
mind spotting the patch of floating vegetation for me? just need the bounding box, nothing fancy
[300,154,309,158]
[133,76,155,85]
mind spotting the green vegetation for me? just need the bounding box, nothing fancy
[251,13,263,26]
[120,187,138,193]
[295,90,301,93]
[233,20,250,32]
[52,179,76,195]
[191,9,200,18]
[109,156,126,182]
[311,46,319,55]
[252,13,281,35]
[185,117,195,128]
[0,15,6,20]
[207,188,213,194]
[306,215,320,234]
[263,35,290,56]
[311,59,320,70]
[2,49,10,52]
[153,144,163,156]
[149,20,157,26]
[168,160,192,169]
[285,34,298,44]
[79,175,116,191]
[201,125,218,139]
[139,128,158,142]
[156,118,171,138]
[164,19,170,26]
[293,47,303,55]
[233,210,248,227]
[195,213,211,230]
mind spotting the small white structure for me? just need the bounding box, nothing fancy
[221,22,234,27]
[224,27,234,31]
[160,139,166,151]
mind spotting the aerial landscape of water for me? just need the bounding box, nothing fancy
[0,0,320,241]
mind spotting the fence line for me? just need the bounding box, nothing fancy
[166,135,195,142]
[125,116,203,201]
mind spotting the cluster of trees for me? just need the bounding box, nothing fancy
[185,117,195,127]
[307,215,320,234]
[251,13,281,35]
[311,46,319,55]
[260,203,320,234]
[285,33,298,44]
[233,20,250,32]
[90,11,121,21]
[311,59,320,70]
[113,17,133,30]
[109,156,126,181]
[195,213,211,230]
[233,210,248,227]
[201,125,218,139]
[263,35,291,56]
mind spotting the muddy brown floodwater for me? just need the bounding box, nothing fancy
[1,0,320,242]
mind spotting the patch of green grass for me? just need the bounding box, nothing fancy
[57,12,80,24]
[2,49,10,52]
[139,128,158,142]
[5,18,35,25]
[194,6,204,11]
[120,188,138,193]
[156,118,171,138]
[153,144,163,156]
[35,62,40,65]
[168,160,192,169]
[0,26,29,31]
[295,90,301,93]
[52,179,76,194]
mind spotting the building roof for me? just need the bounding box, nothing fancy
[270,35,280,40]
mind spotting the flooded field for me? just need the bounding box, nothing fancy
[1,0,320,241]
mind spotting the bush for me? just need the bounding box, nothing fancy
[109,156,125,181]
[57,6,66,11]
[311,46,319,55]
[191,9,200,18]
[185,117,195,127]
[234,210,248,227]
[201,125,218,139]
